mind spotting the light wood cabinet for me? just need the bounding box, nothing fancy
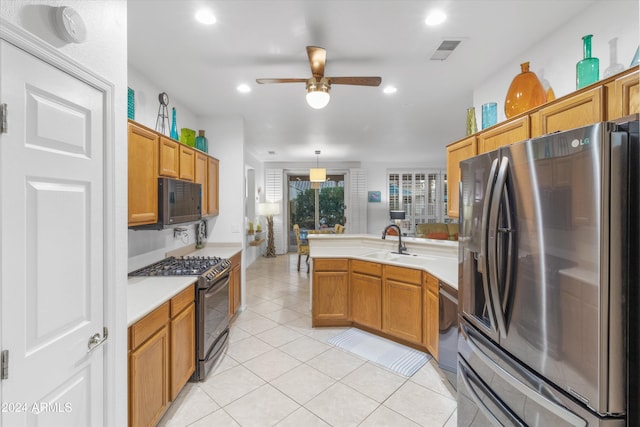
[229,252,242,316]
[531,87,604,137]
[159,136,180,178]
[446,136,477,218]
[169,286,195,401]
[382,265,422,344]
[312,258,350,326]
[350,260,382,330]
[127,120,221,222]
[477,116,530,153]
[128,122,159,226]
[129,302,170,427]
[129,285,196,427]
[207,157,219,216]
[606,67,639,120]
[195,152,208,215]
[179,145,195,181]
[423,272,439,359]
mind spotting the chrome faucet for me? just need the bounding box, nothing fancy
[382,224,408,255]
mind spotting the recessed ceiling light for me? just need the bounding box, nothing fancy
[425,10,446,26]
[237,84,251,93]
[195,9,216,25]
[383,86,398,94]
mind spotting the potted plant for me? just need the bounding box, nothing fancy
[248,221,254,235]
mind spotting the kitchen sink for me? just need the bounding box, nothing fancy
[361,250,436,266]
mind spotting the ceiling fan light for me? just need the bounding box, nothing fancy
[306,91,330,109]
[306,79,331,109]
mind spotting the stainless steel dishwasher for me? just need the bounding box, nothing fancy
[438,281,458,391]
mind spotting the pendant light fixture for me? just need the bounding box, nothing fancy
[309,150,326,183]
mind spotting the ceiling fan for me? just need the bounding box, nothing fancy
[256,46,382,109]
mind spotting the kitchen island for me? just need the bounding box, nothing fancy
[307,233,458,359]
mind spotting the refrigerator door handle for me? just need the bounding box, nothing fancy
[464,325,588,427]
[488,156,510,339]
[479,158,500,331]
[458,359,526,427]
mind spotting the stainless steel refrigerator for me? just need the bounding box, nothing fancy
[457,120,639,426]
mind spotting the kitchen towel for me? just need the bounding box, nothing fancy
[327,328,431,377]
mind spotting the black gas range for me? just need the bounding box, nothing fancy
[129,255,232,381]
[129,256,231,288]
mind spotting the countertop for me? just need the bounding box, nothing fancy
[127,243,242,326]
[308,234,459,289]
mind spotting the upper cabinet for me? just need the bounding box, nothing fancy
[159,136,180,178]
[128,122,159,226]
[446,66,638,218]
[446,136,476,218]
[531,87,603,137]
[207,157,219,216]
[606,68,639,119]
[478,116,530,153]
[127,120,220,226]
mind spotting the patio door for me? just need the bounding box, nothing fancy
[287,174,345,250]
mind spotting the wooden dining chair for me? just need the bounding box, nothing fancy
[293,224,310,272]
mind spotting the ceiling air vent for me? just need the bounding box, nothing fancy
[430,40,461,61]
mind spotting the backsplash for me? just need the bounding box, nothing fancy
[128,219,210,272]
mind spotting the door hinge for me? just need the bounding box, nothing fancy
[1,350,8,380]
[0,104,7,134]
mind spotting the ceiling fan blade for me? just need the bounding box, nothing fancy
[256,78,308,84]
[328,76,382,86]
[306,46,326,80]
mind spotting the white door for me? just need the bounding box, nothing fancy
[0,40,106,426]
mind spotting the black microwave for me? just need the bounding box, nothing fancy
[130,178,202,230]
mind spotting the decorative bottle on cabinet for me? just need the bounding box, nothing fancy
[504,62,546,118]
[465,107,477,136]
[576,34,599,89]
[170,107,179,140]
[195,130,208,153]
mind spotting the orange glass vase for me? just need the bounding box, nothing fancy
[504,62,546,118]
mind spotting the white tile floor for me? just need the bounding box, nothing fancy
[158,254,458,427]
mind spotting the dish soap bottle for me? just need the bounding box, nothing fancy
[196,130,208,153]
[170,107,179,140]
[576,34,599,89]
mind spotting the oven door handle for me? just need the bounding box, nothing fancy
[204,273,230,296]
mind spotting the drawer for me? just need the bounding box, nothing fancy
[385,265,422,285]
[129,301,170,350]
[314,258,349,272]
[171,284,195,318]
[351,259,382,276]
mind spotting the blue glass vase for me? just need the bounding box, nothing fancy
[576,35,599,89]
[196,130,208,153]
[170,107,179,140]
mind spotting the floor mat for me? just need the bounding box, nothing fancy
[327,328,431,377]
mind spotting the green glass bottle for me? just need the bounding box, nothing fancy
[576,34,599,89]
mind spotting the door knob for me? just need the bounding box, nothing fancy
[87,327,108,353]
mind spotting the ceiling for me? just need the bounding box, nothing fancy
[127,0,595,165]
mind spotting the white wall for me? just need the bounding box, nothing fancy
[128,66,199,136]
[0,1,128,426]
[473,0,639,123]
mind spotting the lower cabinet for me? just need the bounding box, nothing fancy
[129,285,195,427]
[229,252,242,316]
[382,265,423,344]
[312,258,350,326]
[312,257,443,354]
[424,272,439,359]
[350,260,382,330]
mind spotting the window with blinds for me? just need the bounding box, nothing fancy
[387,169,448,233]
